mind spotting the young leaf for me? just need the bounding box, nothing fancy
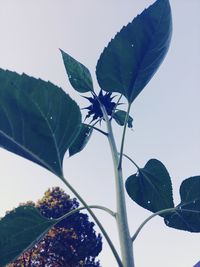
[113,110,133,128]
[60,49,94,93]
[69,123,93,157]
[125,159,174,215]
[0,69,81,177]
[0,206,56,266]
[96,0,172,103]
[164,176,200,232]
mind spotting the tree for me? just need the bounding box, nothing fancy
[7,187,102,267]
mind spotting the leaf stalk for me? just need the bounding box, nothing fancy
[83,123,108,136]
[118,103,131,169]
[55,205,116,222]
[122,153,140,170]
[131,208,176,242]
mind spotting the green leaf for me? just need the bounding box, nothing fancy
[164,176,200,232]
[113,110,133,128]
[60,49,94,93]
[0,206,56,266]
[69,123,93,156]
[96,0,172,103]
[0,69,81,177]
[125,159,174,215]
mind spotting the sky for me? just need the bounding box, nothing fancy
[0,0,200,266]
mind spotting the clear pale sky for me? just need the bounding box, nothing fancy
[0,1,200,266]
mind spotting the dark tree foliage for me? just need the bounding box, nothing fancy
[8,187,102,267]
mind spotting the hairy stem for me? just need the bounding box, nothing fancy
[100,103,134,267]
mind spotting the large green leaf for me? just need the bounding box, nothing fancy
[0,206,56,266]
[0,69,81,177]
[125,159,174,215]
[60,49,94,93]
[164,176,200,232]
[96,0,172,103]
[113,110,133,128]
[69,123,93,157]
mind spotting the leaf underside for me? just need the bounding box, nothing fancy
[0,69,81,177]
[69,123,93,157]
[96,0,172,103]
[61,49,94,93]
[165,176,200,232]
[0,206,56,266]
[113,110,133,128]
[126,159,174,215]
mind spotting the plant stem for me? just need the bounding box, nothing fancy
[131,208,175,242]
[83,123,108,136]
[118,103,131,169]
[90,205,116,217]
[101,103,134,267]
[56,205,116,223]
[122,153,140,170]
[61,176,123,267]
[111,94,123,118]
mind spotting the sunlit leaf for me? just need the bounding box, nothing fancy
[0,69,81,177]
[126,159,174,215]
[69,124,93,156]
[113,110,133,128]
[96,0,172,103]
[0,206,56,266]
[164,176,200,232]
[61,49,94,93]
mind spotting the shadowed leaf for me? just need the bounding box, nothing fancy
[61,49,94,93]
[0,206,56,266]
[0,69,81,177]
[164,176,200,232]
[69,124,93,156]
[126,159,174,215]
[113,110,133,128]
[96,0,172,103]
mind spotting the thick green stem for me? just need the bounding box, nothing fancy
[61,176,123,267]
[101,104,134,267]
